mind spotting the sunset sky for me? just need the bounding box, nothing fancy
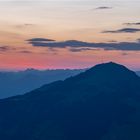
[0,0,140,70]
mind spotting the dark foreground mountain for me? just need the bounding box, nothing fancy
[0,62,140,140]
[137,71,140,76]
[0,69,84,99]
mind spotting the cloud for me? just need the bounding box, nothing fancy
[103,28,140,33]
[95,6,112,10]
[108,40,118,43]
[28,40,94,48]
[137,39,140,42]
[27,38,55,42]
[68,47,95,52]
[124,22,140,26]
[0,46,16,52]
[0,46,33,54]
[0,45,42,55]
[0,46,9,52]
[19,50,33,54]
[122,52,129,56]
[24,24,34,26]
[15,23,35,29]
[27,38,140,51]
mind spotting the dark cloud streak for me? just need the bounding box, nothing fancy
[0,46,16,52]
[0,46,10,52]
[103,28,140,33]
[95,6,112,10]
[19,50,33,54]
[27,38,140,52]
[27,38,55,42]
[124,22,140,26]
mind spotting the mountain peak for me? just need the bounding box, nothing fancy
[91,61,127,69]
[69,62,139,87]
[87,62,133,74]
[102,61,120,65]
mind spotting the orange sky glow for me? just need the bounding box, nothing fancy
[0,0,140,70]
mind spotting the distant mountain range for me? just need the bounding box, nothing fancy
[0,62,140,140]
[0,69,84,99]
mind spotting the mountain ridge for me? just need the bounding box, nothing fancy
[0,62,140,140]
[0,69,84,99]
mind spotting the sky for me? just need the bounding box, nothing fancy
[0,0,140,70]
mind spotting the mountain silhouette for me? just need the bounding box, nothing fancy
[0,62,140,140]
[137,71,140,77]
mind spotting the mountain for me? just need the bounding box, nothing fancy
[136,71,140,76]
[0,69,84,99]
[0,62,140,140]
